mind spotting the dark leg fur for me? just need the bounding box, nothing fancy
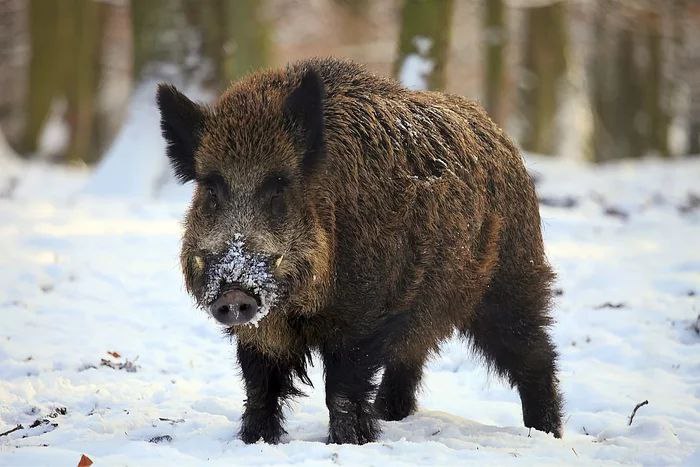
[322,342,382,444]
[237,341,306,444]
[374,360,424,421]
[468,271,563,438]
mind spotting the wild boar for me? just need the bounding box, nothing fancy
[156,57,562,444]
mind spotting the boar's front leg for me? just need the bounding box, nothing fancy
[237,341,303,444]
[322,341,382,445]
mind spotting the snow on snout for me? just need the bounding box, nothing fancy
[202,234,278,326]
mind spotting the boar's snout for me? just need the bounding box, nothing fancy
[209,288,259,326]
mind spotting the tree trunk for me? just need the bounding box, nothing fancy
[218,0,270,83]
[65,0,102,165]
[20,0,103,164]
[394,0,454,91]
[132,0,270,92]
[483,0,506,124]
[590,2,675,161]
[131,0,193,83]
[93,1,133,160]
[0,0,29,151]
[591,11,643,162]
[643,11,670,158]
[519,1,568,155]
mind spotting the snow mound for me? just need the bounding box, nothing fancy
[0,155,699,465]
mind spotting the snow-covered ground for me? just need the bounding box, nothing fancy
[0,149,699,466]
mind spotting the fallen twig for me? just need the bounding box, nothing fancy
[149,434,173,444]
[603,206,629,221]
[539,195,578,209]
[595,302,625,310]
[29,419,47,429]
[100,356,139,372]
[678,193,700,214]
[158,417,185,425]
[628,400,649,426]
[48,407,67,418]
[691,315,700,335]
[0,424,23,437]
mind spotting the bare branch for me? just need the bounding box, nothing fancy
[0,424,23,437]
[628,400,649,426]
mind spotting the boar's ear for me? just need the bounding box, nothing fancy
[284,67,326,175]
[156,84,205,183]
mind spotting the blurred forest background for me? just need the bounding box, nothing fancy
[0,0,698,167]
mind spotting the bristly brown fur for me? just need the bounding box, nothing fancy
[158,57,563,444]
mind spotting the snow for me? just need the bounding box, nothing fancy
[83,80,207,202]
[1,146,699,465]
[398,36,435,91]
[82,81,171,199]
[37,98,70,161]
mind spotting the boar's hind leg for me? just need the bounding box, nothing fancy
[237,341,306,444]
[374,354,427,421]
[468,269,563,438]
[322,342,383,445]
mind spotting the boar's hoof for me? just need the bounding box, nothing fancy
[374,393,416,421]
[239,414,285,444]
[327,398,379,445]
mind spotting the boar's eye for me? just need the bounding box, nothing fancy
[270,189,286,218]
[198,173,227,212]
[205,186,218,210]
[260,174,289,220]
